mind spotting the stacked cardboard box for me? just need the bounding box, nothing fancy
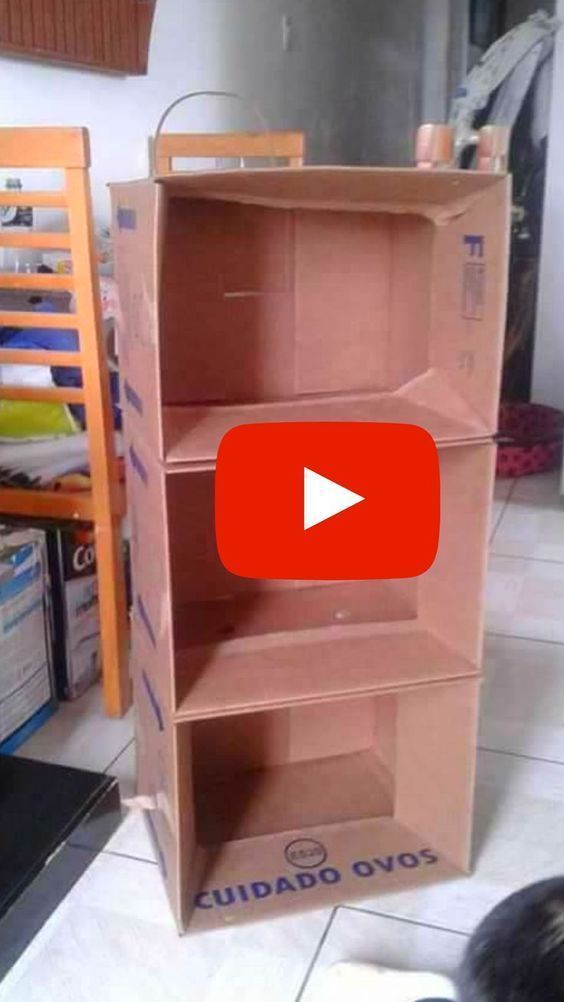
[0,527,55,751]
[47,526,101,701]
[111,167,510,932]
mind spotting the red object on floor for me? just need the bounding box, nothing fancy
[496,403,564,478]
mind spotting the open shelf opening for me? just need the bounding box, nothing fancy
[160,201,432,407]
[173,674,480,930]
[167,465,418,649]
[159,442,492,718]
[113,168,509,462]
[126,436,492,720]
[158,199,467,461]
[190,696,395,846]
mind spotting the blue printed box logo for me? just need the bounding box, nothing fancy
[462,234,485,320]
[463,234,484,258]
[193,845,439,911]
[285,838,327,869]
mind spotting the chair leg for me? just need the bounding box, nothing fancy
[94,516,131,717]
[66,165,131,718]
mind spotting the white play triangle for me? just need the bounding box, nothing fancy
[303,467,365,530]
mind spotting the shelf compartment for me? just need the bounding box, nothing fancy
[125,437,494,718]
[195,750,394,846]
[174,623,475,721]
[111,166,510,460]
[185,815,462,932]
[173,580,416,650]
[169,680,479,931]
[162,384,486,466]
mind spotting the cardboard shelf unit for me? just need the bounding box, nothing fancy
[111,165,510,933]
[188,677,479,851]
[135,672,479,932]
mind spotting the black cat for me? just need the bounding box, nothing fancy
[321,880,564,1001]
[456,878,564,1002]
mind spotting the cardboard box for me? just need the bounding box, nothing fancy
[111,167,510,461]
[126,433,494,722]
[47,526,101,701]
[0,528,53,745]
[111,166,509,933]
[132,652,478,931]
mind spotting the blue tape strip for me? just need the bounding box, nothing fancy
[142,670,164,732]
[128,445,148,485]
[124,380,143,416]
[117,207,137,231]
[136,594,156,648]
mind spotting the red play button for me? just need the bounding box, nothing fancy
[215,422,440,580]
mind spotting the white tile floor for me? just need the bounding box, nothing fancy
[2,471,564,1001]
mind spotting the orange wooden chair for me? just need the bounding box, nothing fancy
[153,129,305,175]
[0,127,129,717]
[415,123,510,172]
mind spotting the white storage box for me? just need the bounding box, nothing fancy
[0,528,53,745]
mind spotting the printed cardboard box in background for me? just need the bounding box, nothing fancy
[0,527,54,746]
[47,526,101,701]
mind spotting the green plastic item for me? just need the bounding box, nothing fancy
[0,400,78,439]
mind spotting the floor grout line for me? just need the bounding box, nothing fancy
[339,902,470,939]
[489,549,564,566]
[477,744,564,768]
[489,475,564,557]
[506,479,517,502]
[104,737,134,774]
[294,907,338,1001]
[485,630,564,648]
[490,493,511,542]
[97,847,158,866]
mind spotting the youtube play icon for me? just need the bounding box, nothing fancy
[215,422,440,580]
[303,467,365,529]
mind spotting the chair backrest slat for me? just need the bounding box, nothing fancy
[0,127,89,169]
[154,129,305,175]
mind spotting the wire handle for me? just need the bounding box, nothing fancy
[151,90,274,175]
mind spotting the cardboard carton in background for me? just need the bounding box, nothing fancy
[47,526,101,701]
[0,527,55,749]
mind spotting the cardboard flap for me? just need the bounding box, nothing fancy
[149,166,507,224]
[184,814,462,932]
[398,368,489,436]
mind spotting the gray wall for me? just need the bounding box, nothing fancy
[353,0,468,167]
[215,0,469,168]
[207,0,371,165]
[355,0,425,166]
[0,0,465,216]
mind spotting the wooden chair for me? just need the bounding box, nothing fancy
[153,130,305,175]
[0,127,129,717]
[415,123,509,172]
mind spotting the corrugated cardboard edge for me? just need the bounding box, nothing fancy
[111,167,509,225]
